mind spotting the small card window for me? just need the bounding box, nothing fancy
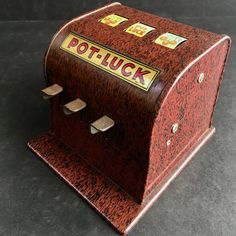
[125,22,155,37]
[99,14,128,27]
[154,32,187,49]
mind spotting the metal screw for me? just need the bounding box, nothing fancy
[198,73,204,83]
[167,140,171,146]
[171,123,179,133]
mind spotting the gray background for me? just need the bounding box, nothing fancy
[1,0,236,20]
[0,1,235,236]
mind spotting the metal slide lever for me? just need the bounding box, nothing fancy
[63,98,86,115]
[41,84,63,99]
[90,115,115,134]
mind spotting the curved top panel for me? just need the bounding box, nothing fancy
[45,3,224,104]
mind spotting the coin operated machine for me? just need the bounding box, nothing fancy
[28,2,231,234]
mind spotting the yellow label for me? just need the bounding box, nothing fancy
[60,33,160,91]
[125,22,155,37]
[100,14,128,27]
[154,32,187,49]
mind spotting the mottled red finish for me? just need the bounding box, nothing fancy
[28,2,231,235]
[145,38,230,198]
[28,127,215,235]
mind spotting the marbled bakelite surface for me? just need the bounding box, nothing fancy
[0,4,235,236]
[28,128,214,234]
[28,3,231,234]
[44,3,230,204]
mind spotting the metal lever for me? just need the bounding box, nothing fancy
[63,98,86,115]
[41,84,63,99]
[90,115,115,134]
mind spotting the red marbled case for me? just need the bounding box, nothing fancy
[28,2,231,234]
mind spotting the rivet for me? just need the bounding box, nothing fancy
[167,140,171,146]
[171,123,179,133]
[198,73,204,83]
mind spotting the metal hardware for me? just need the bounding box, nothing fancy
[171,123,179,133]
[41,84,63,99]
[167,140,171,146]
[198,73,204,83]
[63,98,86,115]
[90,115,115,134]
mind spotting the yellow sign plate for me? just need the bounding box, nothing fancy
[60,33,160,91]
[100,14,128,27]
[125,22,155,37]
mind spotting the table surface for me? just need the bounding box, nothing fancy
[0,16,235,236]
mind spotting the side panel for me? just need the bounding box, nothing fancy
[145,39,230,199]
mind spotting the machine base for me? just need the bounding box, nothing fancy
[27,127,215,235]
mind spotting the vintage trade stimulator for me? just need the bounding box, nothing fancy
[28,2,231,234]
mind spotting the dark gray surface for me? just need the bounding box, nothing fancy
[1,0,236,20]
[0,5,236,236]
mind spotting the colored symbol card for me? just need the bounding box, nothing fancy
[155,32,187,49]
